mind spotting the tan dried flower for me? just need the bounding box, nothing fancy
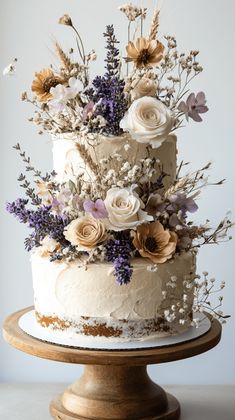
[126,37,164,68]
[64,215,107,250]
[119,4,146,21]
[31,68,65,103]
[131,76,158,101]
[38,236,61,258]
[133,221,178,264]
[35,180,53,205]
[21,91,28,101]
[59,14,73,27]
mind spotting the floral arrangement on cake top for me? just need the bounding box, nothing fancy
[6,3,232,323]
[21,7,208,137]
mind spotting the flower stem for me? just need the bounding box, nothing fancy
[127,21,131,76]
[71,25,86,64]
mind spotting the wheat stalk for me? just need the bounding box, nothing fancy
[76,143,100,180]
[164,177,189,198]
[55,42,74,72]
[149,8,160,41]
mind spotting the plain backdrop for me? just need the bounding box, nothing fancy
[0,0,235,384]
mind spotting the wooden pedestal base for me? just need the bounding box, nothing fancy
[50,365,180,420]
[3,308,222,420]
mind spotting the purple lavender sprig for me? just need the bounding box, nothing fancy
[6,199,70,251]
[103,24,121,78]
[13,143,57,182]
[13,143,58,206]
[87,25,128,136]
[105,232,133,285]
[6,198,31,223]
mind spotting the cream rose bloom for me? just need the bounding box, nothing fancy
[131,77,157,101]
[104,186,153,231]
[64,215,107,250]
[120,96,174,148]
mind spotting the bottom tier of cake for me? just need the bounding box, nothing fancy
[31,251,196,342]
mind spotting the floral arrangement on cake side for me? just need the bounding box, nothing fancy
[5,4,232,322]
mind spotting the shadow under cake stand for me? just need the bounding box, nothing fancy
[3,307,221,420]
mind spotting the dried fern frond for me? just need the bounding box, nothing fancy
[55,42,74,72]
[149,8,160,41]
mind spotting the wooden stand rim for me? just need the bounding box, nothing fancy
[3,307,222,419]
[3,306,221,366]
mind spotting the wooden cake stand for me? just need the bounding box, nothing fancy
[3,307,221,420]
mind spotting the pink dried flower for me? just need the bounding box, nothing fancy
[179,92,208,122]
[82,101,95,120]
[83,199,108,219]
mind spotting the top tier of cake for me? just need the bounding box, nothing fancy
[52,133,177,190]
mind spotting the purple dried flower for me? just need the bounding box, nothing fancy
[86,25,128,136]
[113,256,133,286]
[82,101,95,121]
[169,213,181,227]
[27,205,69,243]
[105,232,133,285]
[83,199,108,219]
[6,198,70,251]
[6,198,31,223]
[167,193,198,217]
[179,92,208,122]
[51,189,73,215]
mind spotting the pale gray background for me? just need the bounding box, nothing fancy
[0,0,234,384]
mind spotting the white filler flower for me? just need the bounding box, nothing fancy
[3,58,17,76]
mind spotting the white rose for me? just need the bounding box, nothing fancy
[104,186,153,231]
[120,96,174,148]
[131,77,157,101]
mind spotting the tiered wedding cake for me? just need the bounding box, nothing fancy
[32,132,196,341]
[7,4,230,342]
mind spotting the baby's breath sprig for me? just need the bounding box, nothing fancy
[193,272,231,324]
[156,36,204,113]
[194,217,233,247]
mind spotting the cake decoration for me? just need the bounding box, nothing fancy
[5,3,232,341]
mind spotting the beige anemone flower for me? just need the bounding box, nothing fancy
[126,37,164,68]
[64,215,107,250]
[31,68,65,103]
[133,221,177,264]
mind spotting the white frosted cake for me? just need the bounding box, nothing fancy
[31,133,196,342]
[7,5,228,344]
[32,251,196,341]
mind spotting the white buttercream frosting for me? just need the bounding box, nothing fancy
[52,132,177,189]
[31,252,196,340]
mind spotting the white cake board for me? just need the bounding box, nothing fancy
[18,310,211,350]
